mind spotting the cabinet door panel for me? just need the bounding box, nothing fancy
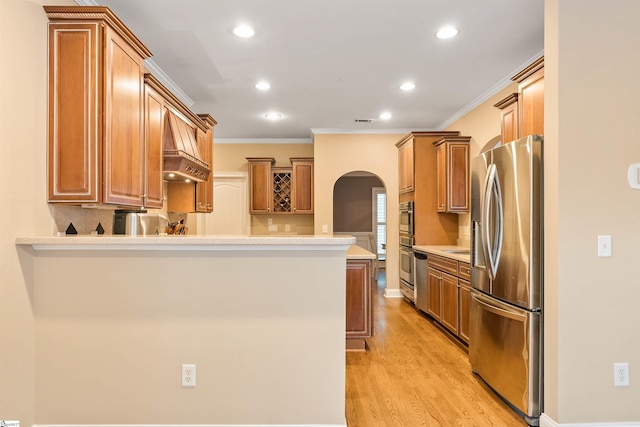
[501,102,519,144]
[435,144,446,211]
[398,140,414,193]
[292,161,313,213]
[48,24,100,202]
[249,162,272,213]
[143,85,164,208]
[103,27,145,206]
[459,281,471,344]
[346,260,372,337]
[448,144,470,212]
[441,272,459,334]
[195,128,210,212]
[427,268,442,320]
[519,74,544,137]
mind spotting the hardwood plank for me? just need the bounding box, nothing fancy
[345,272,527,427]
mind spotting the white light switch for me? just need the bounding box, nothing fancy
[597,235,612,257]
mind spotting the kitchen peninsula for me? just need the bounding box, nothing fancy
[16,235,354,426]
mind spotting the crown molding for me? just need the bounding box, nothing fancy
[74,0,194,108]
[438,49,544,130]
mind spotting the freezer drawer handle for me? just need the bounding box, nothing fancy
[472,292,526,322]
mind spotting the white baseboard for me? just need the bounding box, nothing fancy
[384,288,403,298]
[540,413,640,427]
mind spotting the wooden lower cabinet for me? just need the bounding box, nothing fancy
[458,280,471,344]
[346,259,373,350]
[425,254,471,344]
[441,272,459,334]
[426,267,442,321]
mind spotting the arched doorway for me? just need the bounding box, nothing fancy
[333,171,386,277]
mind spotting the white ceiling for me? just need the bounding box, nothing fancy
[88,0,544,141]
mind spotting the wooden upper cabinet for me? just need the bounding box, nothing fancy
[433,136,471,213]
[46,6,152,206]
[143,81,165,208]
[247,158,275,214]
[291,158,314,214]
[397,137,414,194]
[196,114,216,213]
[246,157,314,215]
[513,56,544,138]
[494,93,519,144]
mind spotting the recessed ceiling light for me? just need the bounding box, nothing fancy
[400,82,415,91]
[255,81,271,90]
[435,26,459,39]
[233,25,255,38]
[379,112,392,120]
[265,112,282,120]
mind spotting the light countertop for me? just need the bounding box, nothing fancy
[412,245,471,263]
[346,244,376,260]
[15,234,356,251]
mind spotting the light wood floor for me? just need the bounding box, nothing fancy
[345,272,527,427]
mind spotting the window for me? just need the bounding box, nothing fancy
[372,187,386,260]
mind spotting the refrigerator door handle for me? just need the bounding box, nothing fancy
[472,291,527,322]
[480,164,493,278]
[482,163,504,280]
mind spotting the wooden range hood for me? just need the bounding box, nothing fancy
[163,109,211,183]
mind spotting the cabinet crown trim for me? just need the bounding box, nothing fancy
[395,131,460,147]
[44,6,152,59]
[511,56,544,83]
[246,157,276,164]
[493,93,519,109]
[433,135,471,147]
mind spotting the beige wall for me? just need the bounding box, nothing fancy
[0,0,74,425]
[21,246,347,425]
[214,142,315,235]
[544,0,640,423]
[214,141,313,171]
[314,133,403,293]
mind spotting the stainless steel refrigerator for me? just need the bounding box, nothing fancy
[469,134,543,426]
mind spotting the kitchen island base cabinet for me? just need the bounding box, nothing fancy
[16,235,353,426]
[346,259,373,351]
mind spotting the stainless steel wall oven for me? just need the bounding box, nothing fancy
[399,201,414,235]
[399,201,415,301]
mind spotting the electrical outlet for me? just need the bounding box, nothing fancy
[597,235,612,257]
[614,362,629,386]
[182,364,196,387]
